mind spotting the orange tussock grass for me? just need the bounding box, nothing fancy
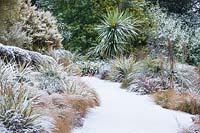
[153,90,200,115]
[51,109,75,133]
[68,78,100,107]
[31,77,100,132]
[34,88,99,132]
[33,93,73,133]
[64,95,92,117]
[53,117,71,133]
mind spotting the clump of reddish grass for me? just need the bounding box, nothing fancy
[64,78,100,107]
[33,80,100,133]
[53,117,71,133]
[153,90,200,115]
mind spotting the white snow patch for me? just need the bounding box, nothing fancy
[73,77,193,133]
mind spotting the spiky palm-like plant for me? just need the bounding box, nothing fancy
[95,9,139,58]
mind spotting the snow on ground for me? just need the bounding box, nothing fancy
[73,77,193,133]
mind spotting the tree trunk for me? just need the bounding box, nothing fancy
[168,39,175,90]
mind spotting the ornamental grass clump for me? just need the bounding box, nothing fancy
[0,61,18,87]
[79,61,105,76]
[174,63,200,94]
[108,56,135,85]
[49,49,82,76]
[0,61,34,88]
[153,90,200,115]
[15,64,33,84]
[38,63,67,94]
[124,57,167,94]
[65,79,99,106]
[0,86,43,132]
[50,50,81,66]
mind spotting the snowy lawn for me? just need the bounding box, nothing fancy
[73,77,193,133]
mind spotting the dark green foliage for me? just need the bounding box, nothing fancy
[38,0,152,53]
[38,0,102,52]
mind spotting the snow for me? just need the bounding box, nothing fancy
[73,77,193,133]
[0,43,56,67]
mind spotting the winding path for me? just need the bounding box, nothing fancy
[73,77,192,133]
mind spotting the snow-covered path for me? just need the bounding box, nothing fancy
[73,77,193,133]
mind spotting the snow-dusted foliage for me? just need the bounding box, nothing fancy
[0,86,43,132]
[49,49,82,76]
[123,57,168,94]
[0,23,32,48]
[148,6,200,65]
[108,56,135,83]
[124,57,199,94]
[38,63,67,94]
[35,62,99,107]
[148,6,189,59]
[127,73,167,94]
[0,43,56,68]
[0,0,62,52]
[183,115,200,133]
[0,122,8,133]
[65,63,82,76]
[50,49,74,66]
[0,61,18,87]
[98,63,112,79]
[19,1,63,51]
[188,28,200,65]
[174,63,200,94]
[0,60,34,89]
[65,79,99,101]
[183,124,200,133]
[78,61,106,76]
[50,49,82,64]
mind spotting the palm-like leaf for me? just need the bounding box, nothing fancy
[95,9,140,58]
